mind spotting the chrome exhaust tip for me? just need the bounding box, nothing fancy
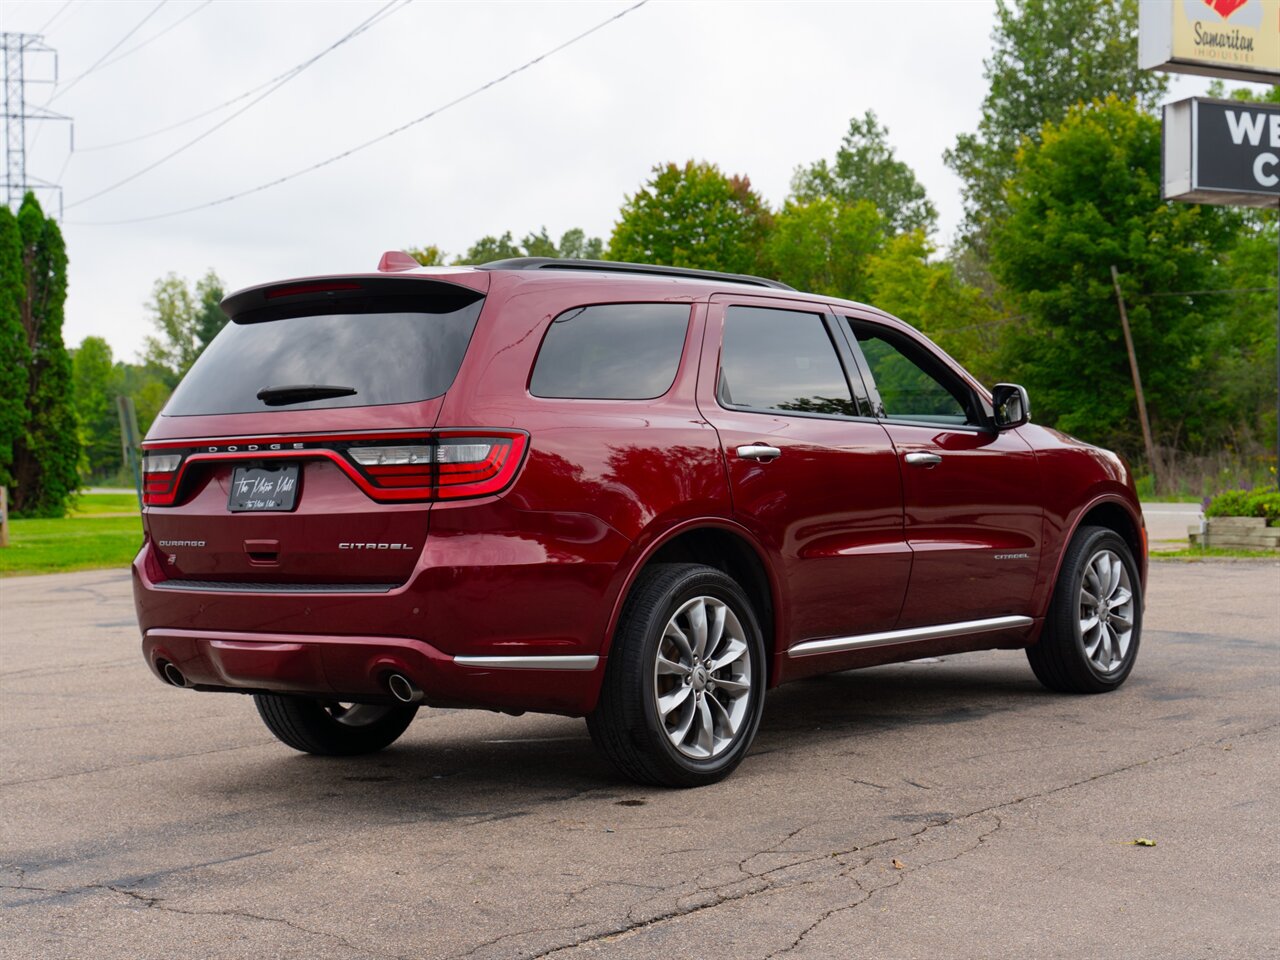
[161,661,188,687]
[387,673,424,704]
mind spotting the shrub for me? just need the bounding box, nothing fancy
[1204,487,1280,525]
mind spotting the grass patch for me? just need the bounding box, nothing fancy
[70,492,140,516]
[1151,546,1280,561]
[0,514,142,576]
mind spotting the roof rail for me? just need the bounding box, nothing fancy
[476,257,795,291]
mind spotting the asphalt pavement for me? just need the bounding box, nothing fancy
[1,559,1277,960]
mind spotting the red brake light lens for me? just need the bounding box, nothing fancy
[142,453,183,505]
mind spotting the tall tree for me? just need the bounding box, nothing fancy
[0,206,28,488]
[792,110,937,235]
[142,269,226,385]
[72,336,119,481]
[990,97,1237,455]
[451,227,605,264]
[10,193,78,517]
[609,161,772,275]
[766,197,884,301]
[946,0,1166,247]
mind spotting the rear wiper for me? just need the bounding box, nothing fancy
[255,384,357,406]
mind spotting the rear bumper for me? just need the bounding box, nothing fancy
[142,627,600,716]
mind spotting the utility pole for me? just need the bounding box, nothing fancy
[1110,265,1161,493]
[1,32,71,215]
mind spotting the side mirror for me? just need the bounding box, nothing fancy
[992,383,1030,430]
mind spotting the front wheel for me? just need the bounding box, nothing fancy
[254,695,418,756]
[588,563,767,788]
[1027,525,1142,693]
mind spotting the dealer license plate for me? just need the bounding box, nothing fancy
[228,464,301,512]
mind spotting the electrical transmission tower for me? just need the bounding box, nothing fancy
[1,33,71,215]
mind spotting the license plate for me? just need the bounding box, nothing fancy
[228,464,301,512]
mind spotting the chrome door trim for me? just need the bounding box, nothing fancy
[453,655,600,671]
[786,615,1033,658]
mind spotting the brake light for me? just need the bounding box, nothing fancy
[142,453,183,506]
[138,430,528,507]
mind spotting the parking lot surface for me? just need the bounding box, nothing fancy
[2,559,1278,959]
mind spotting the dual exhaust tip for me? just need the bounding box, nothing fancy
[160,659,423,704]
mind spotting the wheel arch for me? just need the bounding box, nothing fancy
[1041,495,1147,619]
[601,520,783,685]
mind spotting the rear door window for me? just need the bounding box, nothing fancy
[530,303,691,400]
[164,297,484,415]
[719,306,860,417]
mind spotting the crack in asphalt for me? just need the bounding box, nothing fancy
[508,721,1280,959]
[0,738,278,789]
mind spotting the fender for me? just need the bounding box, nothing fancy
[1034,491,1146,622]
[597,516,786,681]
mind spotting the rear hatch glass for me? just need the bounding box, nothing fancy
[164,293,484,416]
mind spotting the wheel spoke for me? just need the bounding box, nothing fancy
[706,603,727,661]
[689,599,709,660]
[1079,614,1100,633]
[1083,624,1103,660]
[658,682,692,719]
[1108,610,1133,629]
[1111,587,1132,607]
[707,692,737,739]
[666,693,696,746]
[693,696,715,756]
[656,655,687,676]
[1080,586,1098,606]
[664,622,693,661]
[712,677,749,696]
[709,637,747,673]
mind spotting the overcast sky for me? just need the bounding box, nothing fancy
[2,0,1218,363]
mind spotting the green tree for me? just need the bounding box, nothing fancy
[10,193,78,517]
[72,336,119,481]
[865,232,1005,385]
[609,161,772,275]
[0,206,29,487]
[406,245,448,266]
[451,226,604,264]
[767,197,884,300]
[947,0,1166,247]
[991,97,1237,456]
[142,269,226,385]
[792,110,937,235]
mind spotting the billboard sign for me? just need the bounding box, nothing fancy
[1164,97,1280,205]
[1141,0,1280,83]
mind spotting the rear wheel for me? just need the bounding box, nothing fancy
[254,695,417,756]
[1027,525,1142,693]
[588,563,766,787]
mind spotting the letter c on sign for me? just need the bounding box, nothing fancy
[1254,152,1280,188]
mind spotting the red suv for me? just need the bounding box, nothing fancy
[133,256,1147,787]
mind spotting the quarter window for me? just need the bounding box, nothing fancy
[530,303,691,400]
[719,306,859,417]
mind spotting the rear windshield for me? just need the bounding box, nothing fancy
[164,299,483,416]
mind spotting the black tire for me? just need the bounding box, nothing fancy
[1027,525,1143,694]
[253,695,418,756]
[588,563,767,788]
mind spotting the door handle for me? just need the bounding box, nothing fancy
[904,452,942,467]
[737,444,782,462]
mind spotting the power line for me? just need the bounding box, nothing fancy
[64,0,407,210]
[70,0,650,226]
[49,0,168,102]
[92,0,212,74]
[78,0,406,153]
[36,0,75,35]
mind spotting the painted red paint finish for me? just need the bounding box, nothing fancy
[133,266,1146,717]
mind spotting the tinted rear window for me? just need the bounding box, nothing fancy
[529,303,690,400]
[164,299,483,415]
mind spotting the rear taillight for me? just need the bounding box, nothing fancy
[347,434,525,499]
[142,453,183,506]
[139,431,528,507]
